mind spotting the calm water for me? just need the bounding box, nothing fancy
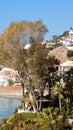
[0,97,21,119]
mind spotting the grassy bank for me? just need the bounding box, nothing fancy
[0,109,72,130]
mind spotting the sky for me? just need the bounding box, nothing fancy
[0,0,73,40]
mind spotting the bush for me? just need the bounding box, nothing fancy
[67,50,73,57]
[8,79,14,86]
[43,107,53,115]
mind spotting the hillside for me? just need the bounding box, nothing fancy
[48,46,68,63]
[0,111,71,130]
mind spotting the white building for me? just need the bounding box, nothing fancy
[24,44,31,49]
[0,67,19,86]
[69,29,73,35]
[0,76,9,87]
[60,29,73,46]
[59,60,73,74]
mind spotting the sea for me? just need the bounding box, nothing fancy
[0,97,21,119]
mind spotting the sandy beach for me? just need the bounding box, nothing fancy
[0,85,23,99]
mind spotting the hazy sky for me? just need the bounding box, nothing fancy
[0,0,73,40]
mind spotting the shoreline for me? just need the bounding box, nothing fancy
[0,85,23,100]
[0,93,23,100]
[0,86,23,123]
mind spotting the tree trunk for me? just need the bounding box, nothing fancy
[59,93,61,110]
[21,82,25,110]
[29,90,37,112]
[39,90,43,112]
[66,102,69,114]
[48,79,51,98]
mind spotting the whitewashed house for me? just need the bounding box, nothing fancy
[24,44,31,49]
[60,29,73,46]
[0,67,19,86]
[0,75,9,87]
[59,60,73,74]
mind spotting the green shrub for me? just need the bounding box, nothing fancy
[43,107,53,115]
[8,79,14,86]
[67,50,73,57]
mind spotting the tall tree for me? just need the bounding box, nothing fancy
[0,19,48,70]
[28,43,49,111]
[28,43,60,111]
[0,20,48,111]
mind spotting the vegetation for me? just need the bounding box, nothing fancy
[0,112,71,130]
[67,50,73,57]
[62,30,69,37]
[0,20,73,129]
[52,30,69,43]
[0,20,48,112]
[0,19,60,112]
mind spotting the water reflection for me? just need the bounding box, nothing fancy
[0,97,21,119]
